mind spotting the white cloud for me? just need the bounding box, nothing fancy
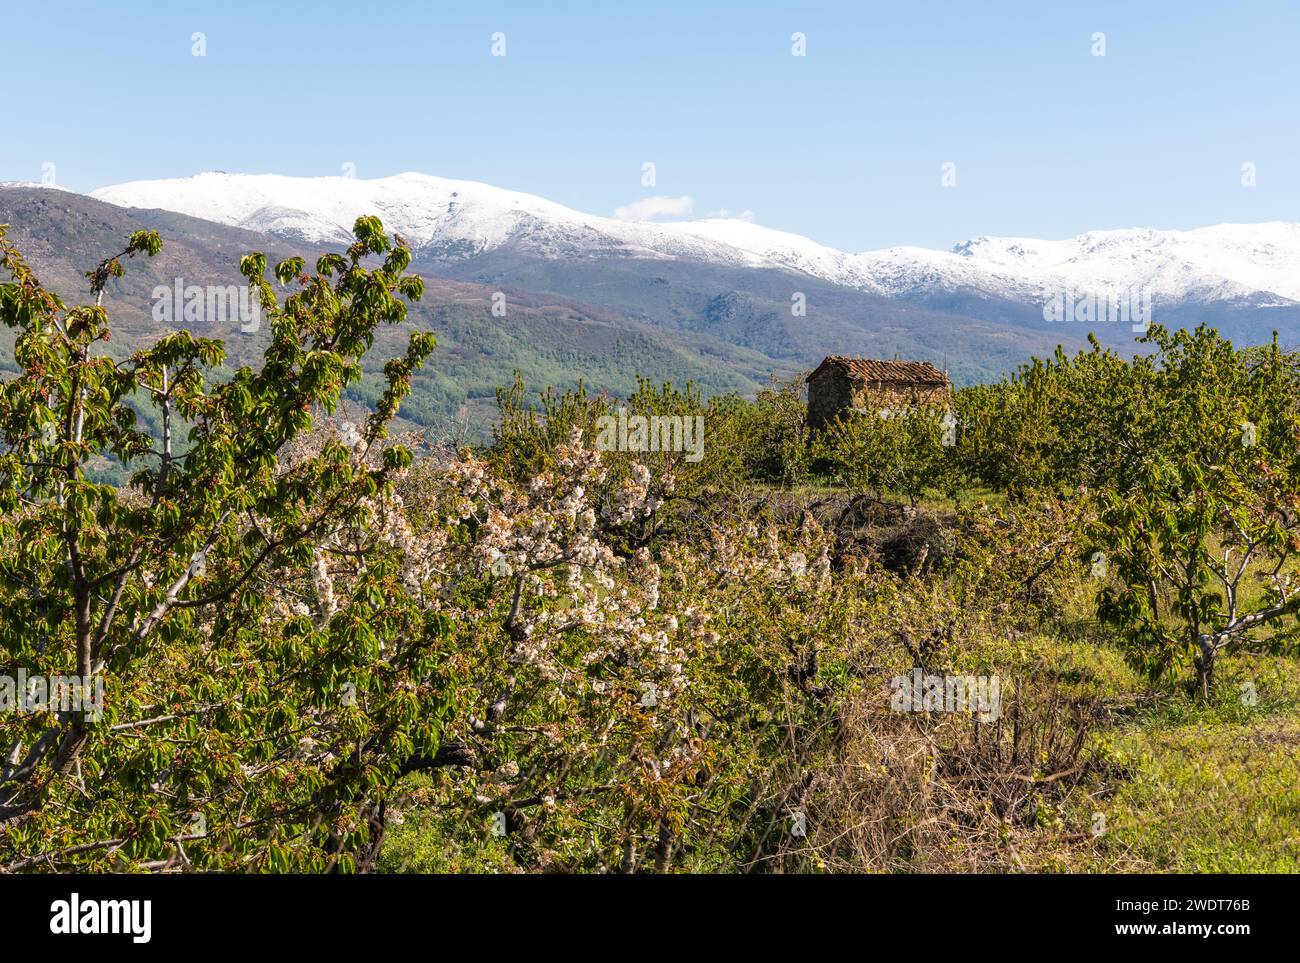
[614,195,694,222]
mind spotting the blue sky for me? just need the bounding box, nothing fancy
[5,0,1298,250]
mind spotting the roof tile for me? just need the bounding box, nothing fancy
[807,356,949,385]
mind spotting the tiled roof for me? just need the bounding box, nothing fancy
[806,356,949,385]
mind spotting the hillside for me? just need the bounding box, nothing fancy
[0,187,780,436]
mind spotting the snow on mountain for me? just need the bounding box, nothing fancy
[89,172,856,274]
[0,180,67,191]
[886,223,1300,304]
[89,172,1300,309]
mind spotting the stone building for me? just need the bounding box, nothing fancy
[805,356,951,431]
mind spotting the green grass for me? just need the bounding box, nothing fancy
[377,773,516,874]
[1091,715,1300,872]
[1054,650,1300,873]
[960,624,1300,873]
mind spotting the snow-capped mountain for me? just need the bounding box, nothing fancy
[89,172,1300,310]
[863,223,1300,306]
[90,172,874,280]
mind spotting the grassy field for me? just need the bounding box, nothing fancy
[979,627,1300,872]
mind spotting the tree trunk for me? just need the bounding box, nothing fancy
[354,798,387,874]
[1194,644,1214,700]
[653,817,673,873]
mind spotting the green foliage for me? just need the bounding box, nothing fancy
[489,372,614,479]
[0,218,440,871]
[722,376,812,486]
[1088,326,1300,694]
[950,324,1300,694]
[953,335,1140,494]
[813,398,960,504]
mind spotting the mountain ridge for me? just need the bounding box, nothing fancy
[90,171,1300,315]
[0,186,783,439]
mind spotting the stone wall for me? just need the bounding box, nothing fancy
[808,372,950,430]
[852,382,951,412]
[807,368,855,431]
